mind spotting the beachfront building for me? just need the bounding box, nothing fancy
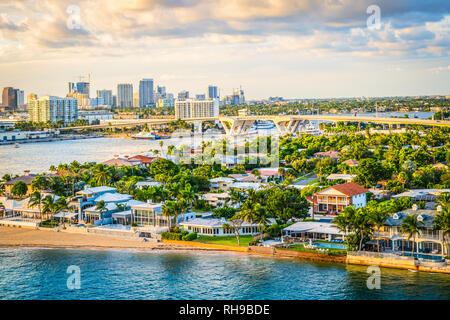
[130,202,197,232]
[28,96,78,124]
[283,221,345,241]
[174,98,219,119]
[372,206,448,256]
[180,217,275,236]
[308,182,369,215]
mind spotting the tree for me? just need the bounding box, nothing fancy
[265,187,309,223]
[11,181,28,199]
[212,207,237,220]
[29,191,43,221]
[433,208,450,257]
[42,195,56,220]
[95,200,108,224]
[401,214,424,257]
[355,158,385,187]
[162,200,183,231]
[397,172,408,190]
[223,215,244,246]
[368,208,388,252]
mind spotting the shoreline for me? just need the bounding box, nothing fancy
[1,226,449,274]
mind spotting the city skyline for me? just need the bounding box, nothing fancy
[0,1,449,99]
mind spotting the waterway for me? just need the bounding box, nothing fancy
[0,248,448,300]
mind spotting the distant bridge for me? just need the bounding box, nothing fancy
[61,115,450,135]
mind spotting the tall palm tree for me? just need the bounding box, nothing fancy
[28,191,43,221]
[95,200,108,225]
[401,214,424,257]
[433,208,450,257]
[369,208,388,252]
[92,165,113,186]
[42,195,56,221]
[162,200,180,231]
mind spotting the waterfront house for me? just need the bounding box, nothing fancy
[130,201,197,232]
[179,217,275,236]
[208,177,234,190]
[101,155,142,167]
[283,221,345,241]
[3,170,37,197]
[307,182,369,215]
[373,205,448,256]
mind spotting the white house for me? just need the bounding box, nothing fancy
[179,217,275,236]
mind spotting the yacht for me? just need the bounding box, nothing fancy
[131,132,160,140]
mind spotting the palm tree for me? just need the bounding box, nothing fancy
[42,195,56,221]
[162,200,180,231]
[369,208,388,252]
[252,205,270,238]
[55,197,69,226]
[95,200,108,225]
[401,214,424,258]
[433,208,450,257]
[28,191,43,221]
[92,165,113,186]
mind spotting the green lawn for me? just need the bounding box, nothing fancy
[194,235,254,247]
[283,243,347,256]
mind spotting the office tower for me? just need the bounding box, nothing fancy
[175,98,219,119]
[139,78,154,107]
[117,84,133,109]
[28,96,78,124]
[195,94,206,100]
[207,85,219,99]
[178,90,189,100]
[157,86,166,98]
[76,82,90,97]
[231,87,245,105]
[96,90,113,106]
[89,97,104,108]
[15,90,24,106]
[2,87,17,111]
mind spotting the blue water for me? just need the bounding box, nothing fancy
[0,248,449,300]
[313,242,347,250]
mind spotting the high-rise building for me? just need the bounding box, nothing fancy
[133,92,140,108]
[157,98,175,108]
[175,98,219,119]
[139,78,154,107]
[178,90,189,100]
[27,94,38,104]
[117,84,133,109]
[96,90,113,106]
[15,90,24,106]
[28,96,78,124]
[68,81,90,97]
[157,86,166,98]
[195,94,206,100]
[67,92,89,109]
[2,87,17,111]
[207,85,219,99]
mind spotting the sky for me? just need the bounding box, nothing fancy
[0,0,449,100]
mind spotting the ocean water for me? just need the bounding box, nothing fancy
[0,248,448,300]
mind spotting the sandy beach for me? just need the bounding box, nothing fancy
[0,226,222,252]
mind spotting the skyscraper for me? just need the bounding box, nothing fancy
[139,78,154,107]
[178,90,189,100]
[68,81,90,97]
[207,85,219,99]
[15,90,24,106]
[2,87,17,111]
[117,84,133,109]
[28,96,78,124]
[96,90,113,106]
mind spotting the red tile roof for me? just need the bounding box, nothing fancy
[128,155,160,164]
[329,182,368,196]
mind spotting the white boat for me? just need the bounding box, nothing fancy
[131,132,159,140]
[300,123,322,136]
[254,120,275,130]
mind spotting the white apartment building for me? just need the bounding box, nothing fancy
[28,96,78,124]
[175,98,219,119]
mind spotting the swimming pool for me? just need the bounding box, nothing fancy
[313,242,347,250]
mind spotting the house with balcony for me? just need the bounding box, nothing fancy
[307,182,369,215]
[130,201,196,233]
[373,205,447,256]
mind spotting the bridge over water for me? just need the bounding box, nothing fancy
[61,115,450,135]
